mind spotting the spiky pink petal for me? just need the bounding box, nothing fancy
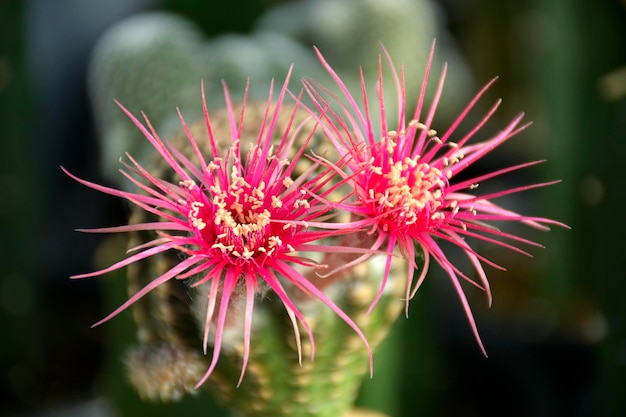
[66,70,374,386]
[305,41,567,354]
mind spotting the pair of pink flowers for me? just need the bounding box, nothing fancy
[66,43,565,387]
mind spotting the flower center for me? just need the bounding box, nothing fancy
[183,167,295,261]
[208,171,277,260]
[362,146,446,231]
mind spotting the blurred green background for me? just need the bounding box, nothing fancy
[1,0,624,416]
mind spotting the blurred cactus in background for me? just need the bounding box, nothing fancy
[88,12,208,184]
[89,1,470,188]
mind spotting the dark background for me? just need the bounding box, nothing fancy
[1,0,624,416]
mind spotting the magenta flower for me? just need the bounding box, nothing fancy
[304,43,568,354]
[64,69,372,386]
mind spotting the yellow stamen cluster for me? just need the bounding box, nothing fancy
[364,138,448,229]
[207,170,273,260]
[180,141,309,261]
[189,201,207,230]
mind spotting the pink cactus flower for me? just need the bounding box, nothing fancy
[303,42,568,354]
[64,69,372,387]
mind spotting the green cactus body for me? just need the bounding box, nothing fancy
[122,105,405,417]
